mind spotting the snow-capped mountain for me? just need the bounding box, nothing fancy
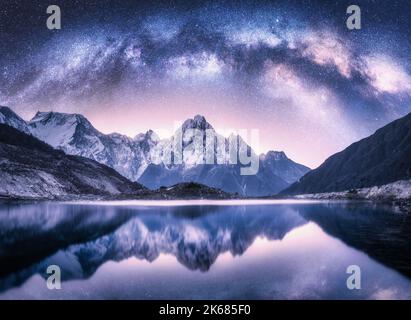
[0,106,31,134]
[28,110,158,181]
[139,115,307,196]
[0,107,310,196]
[0,124,145,199]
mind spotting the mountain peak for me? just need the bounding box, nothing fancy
[135,129,159,143]
[145,129,159,141]
[193,114,206,123]
[0,106,21,118]
[30,111,93,132]
[264,151,288,161]
[31,111,87,122]
[181,114,213,132]
[281,111,411,195]
[0,106,31,134]
[32,110,50,119]
[0,105,12,113]
[28,111,99,148]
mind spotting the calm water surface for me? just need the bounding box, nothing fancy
[0,200,411,299]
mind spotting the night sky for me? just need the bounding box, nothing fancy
[0,0,410,167]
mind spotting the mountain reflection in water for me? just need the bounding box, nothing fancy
[0,201,411,299]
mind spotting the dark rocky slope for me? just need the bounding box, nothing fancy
[0,124,146,199]
[282,112,411,195]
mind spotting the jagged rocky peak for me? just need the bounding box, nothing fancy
[0,107,311,196]
[0,106,31,134]
[181,114,213,132]
[263,151,288,161]
[282,111,411,195]
[135,129,159,143]
[28,111,100,149]
[30,111,92,128]
[0,105,13,114]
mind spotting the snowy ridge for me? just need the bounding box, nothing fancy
[28,110,158,182]
[138,115,303,196]
[0,106,310,196]
[29,111,82,148]
[0,106,31,134]
[294,180,411,200]
[0,124,145,199]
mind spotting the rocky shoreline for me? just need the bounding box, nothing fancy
[292,180,411,214]
[0,182,239,202]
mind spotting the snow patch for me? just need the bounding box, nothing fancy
[295,180,411,200]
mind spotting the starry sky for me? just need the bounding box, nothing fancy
[0,0,410,168]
